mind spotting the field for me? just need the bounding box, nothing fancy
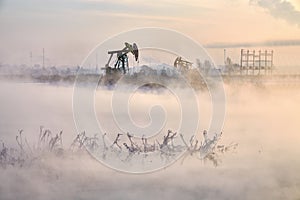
[0,81,299,199]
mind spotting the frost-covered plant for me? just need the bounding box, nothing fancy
[0,127,237,169]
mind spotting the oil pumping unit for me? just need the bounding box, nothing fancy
[174,56,192,72]
[105,42,139,74]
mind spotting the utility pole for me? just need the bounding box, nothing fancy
[96,52,98,73]
[224,49,226,66]
[30,51,32,68]
[42,48,45,68]
[240,49,243,75]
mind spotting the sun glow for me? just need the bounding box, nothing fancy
[287,0,300,11]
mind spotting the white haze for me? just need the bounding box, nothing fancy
[0,81,300,199]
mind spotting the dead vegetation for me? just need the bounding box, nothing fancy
[0,126,237,169]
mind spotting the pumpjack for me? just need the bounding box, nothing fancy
[174,57,192,72]
[105,42,139,74]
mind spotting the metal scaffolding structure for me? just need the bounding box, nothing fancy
[240,49,273,75]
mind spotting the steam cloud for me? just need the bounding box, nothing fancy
[0,82,300,199]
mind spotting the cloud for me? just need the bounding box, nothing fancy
[205,39,300,48]
[250,0,300,27]
[77,0,213,21]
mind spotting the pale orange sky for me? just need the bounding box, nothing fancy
[289,0,300,10]
[0,0,300,65]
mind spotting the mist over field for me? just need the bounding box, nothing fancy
[0,81,300,200]
[1,0,300,198]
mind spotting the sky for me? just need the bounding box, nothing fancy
[0,0,300,66]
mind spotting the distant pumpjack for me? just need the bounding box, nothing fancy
[174,57,192,72]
